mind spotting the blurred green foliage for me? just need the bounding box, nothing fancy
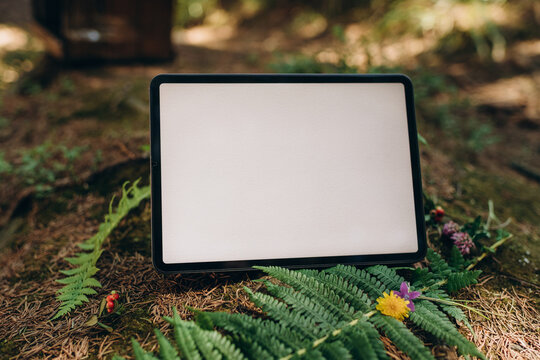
[269,53,357,73]
[0,143,87,196]
[175,0,220,27]
[0,30,44,92]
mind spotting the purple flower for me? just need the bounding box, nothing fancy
[442,221,460,239]
[451,232,475,255]
[395,282,421,312]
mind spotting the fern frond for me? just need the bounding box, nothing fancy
[198,312,300,357]
[53,180,150,319]
[233,335,274,360]
[448,246,468,270]
[340,321,387,360]
[256,267,356,321]
[204,331,247,360]
[325,265,386,298]
[423,288,475,331]
[425,249,453,280]
[318,341,352,360]
[438,302,474,335]
[409,301,485,359]
[370,313,435,360]
[164,308,202,360]
[366,265,405,291]
[190,326,223,360]
[120,261,486,360]
[411,267,438,289]
[263,280,348,329]
[299,270,372,313]
[245,287,321,338]
[446,270,481,293]
[132,338,160,360]
[155,329,180,360]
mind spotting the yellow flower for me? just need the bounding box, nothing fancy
[376,291,410,321]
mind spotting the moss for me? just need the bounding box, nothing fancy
[445,169,540,286]
[108,203,151,257]
[118,307,155,336]
[459,171,540,224]
[0,339,19,359]
[100,307,155,359]
[34,188,78,226]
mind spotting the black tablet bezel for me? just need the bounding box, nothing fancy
[150,74,426,273]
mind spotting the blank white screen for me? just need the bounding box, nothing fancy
[159,83,418,264]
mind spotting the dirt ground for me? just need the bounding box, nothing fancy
[0,2,539,359]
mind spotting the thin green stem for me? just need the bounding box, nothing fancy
[466,234,513,271]
[279,310,378,360]
[419,234,513,294]
[418,296,488,319]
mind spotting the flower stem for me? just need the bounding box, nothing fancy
[466,234,513,271]
[417,296,488,319]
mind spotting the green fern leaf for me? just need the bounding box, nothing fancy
[120,262,486,360]
[55,275,82,285]
[293,270,372,313]
[446,271,481,293]
[65,252,95,265]
[409,301,485,359]
[155,329,180,360]
[233,335,273,360]
[370,313,435,360]
[205,330,246,360]
[191,326,223,360]
[132,338,160,360]
[366,265,405,291]
[164,309,202,360]
[245,287,321,339]
[318,341,352,360]
[426,249,453,279]
[325,265,386,299]
[256,267,356,321]
[448,246,467,270]
[77,242,95,251]
[83,277,103,288]
[340,321,387,360]
[411,268,437,289]
[438,302,474,335]
[263,280,350,329]
[53,180,150,319]
[198,312,302,357]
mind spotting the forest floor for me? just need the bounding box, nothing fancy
[0,3,539,359]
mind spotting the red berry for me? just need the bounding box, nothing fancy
[112,293,119,300]
[106,295,114,302]
[435,206,445,217]
[107,300,115,309]
[107,307,113,313]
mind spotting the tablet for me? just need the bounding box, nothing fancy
[150,74,426,273]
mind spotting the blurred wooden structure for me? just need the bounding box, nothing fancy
[31,0,173,62]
